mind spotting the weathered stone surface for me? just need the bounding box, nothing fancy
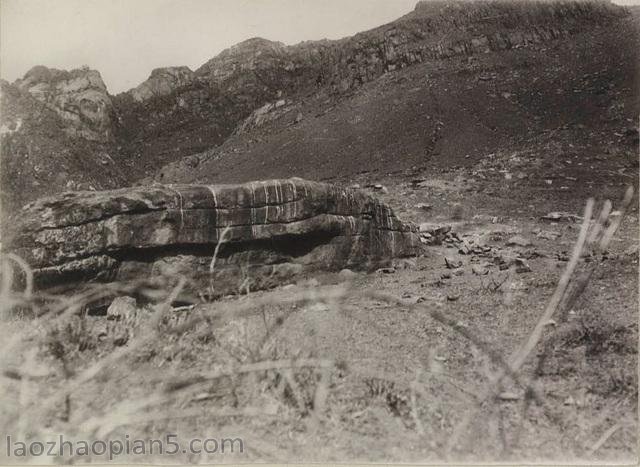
[6,178,420,295]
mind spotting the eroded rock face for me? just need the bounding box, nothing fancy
[6,178,420,296]
[14,66,115,142]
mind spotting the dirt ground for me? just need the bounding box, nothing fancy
[2,165,636,464]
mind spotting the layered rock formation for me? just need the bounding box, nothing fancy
[6,178,420,295]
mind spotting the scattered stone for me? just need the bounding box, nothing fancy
[415,203,433,211]
[515,258,531,273]
[393,258,417,270]
[506,235,533,247]
[419,235,432,245]
[420,223,451,235]
[376,267,396,274]
[498,392,521,401]
[453,268,464,276]
[472,265,489,276]
[441,272,452,279]
[444,256,463,269]
[419,223,452,245]
[458,240,472,255]
[563,395,575,406]
[536,230,560,240]
[446,294,460,302]
[373,184,385,191]
[107,296,137,321]
[541,212,582,223]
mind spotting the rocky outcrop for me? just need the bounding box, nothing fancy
[130,66,195,102]
[0,80,126,221]
[6,178,420,295]
[14,66,115,142]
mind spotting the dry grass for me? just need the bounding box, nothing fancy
[0,186,635,463]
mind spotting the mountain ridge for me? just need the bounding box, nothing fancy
[1,0,634,220]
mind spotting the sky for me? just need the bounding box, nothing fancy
[0,0,417,94]
[1,0,638,94]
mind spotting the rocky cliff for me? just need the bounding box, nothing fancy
[5,178,420,295]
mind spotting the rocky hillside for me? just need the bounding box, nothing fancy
[0,77,127,221]
[1,0,635,220]
[156,0,639,191]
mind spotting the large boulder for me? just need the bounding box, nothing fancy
[5,178,420,297]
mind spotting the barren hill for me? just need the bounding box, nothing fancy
[1,0,637,219]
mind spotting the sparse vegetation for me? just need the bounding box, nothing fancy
[0,185,636,464]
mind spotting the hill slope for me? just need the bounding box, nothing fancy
[1,0,637,219]
[156,1,639,214]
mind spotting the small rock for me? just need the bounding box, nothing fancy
[541,212,581,223]
[441,272,452,279]
[515,258,531,273]
[107,296,137,321]
[536,230,560,240]
[498,392,521,401]
[506,235,533,247]
[472,265,489,276]
[420,223,452,235]
[415,203,433,211]
[446,294,460,302]
[376,267,396,274]
[444,256,463,269]
[458,241,472,255]
[453,268,464,276]
[393,258,417,270]
[563,396,575,406]
[338,269,357,279]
